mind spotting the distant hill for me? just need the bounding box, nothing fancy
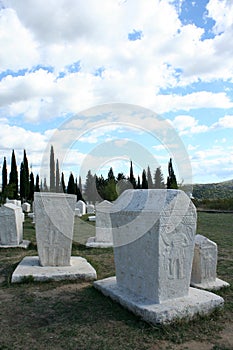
[192,179,233,200]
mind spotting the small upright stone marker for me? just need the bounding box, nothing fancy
[22,202,31,213]
[76,200,86,216]
[94,189,224,324]
[191,234,229,290]
[0,203,30,248]
[86,200,113,248]
[87,204,95,214]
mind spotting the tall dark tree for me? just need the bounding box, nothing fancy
[137,175,141,189]
[154,167,165,189]
[20,161,26,200]
[29,172,34,201]
[167,158,178,189]
[2,157,7,194]
[61,172,66,193]
[35,174,40,192]
[9,150,18,199]
[50,145,55,192]
[141,169,148,189]
[55,159,60,192]
[84,170,97,203]
[75,178,83,201]
[43,177,48,192]
[23,150,29,199]
[78,176,82,195]
[67,173,75,194]
[129,160,136,189]
[147,166,153,189]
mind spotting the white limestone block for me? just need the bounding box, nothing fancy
[110,189,197,303]
[87,204,95,214]
[76,200,86,216]
[191,234,230,290]
[86,200,113,248]
[0,203,24,246]
[22,202,31,213]
[6,199,21,207]
[74,208,81,217]
[34,192,76,267]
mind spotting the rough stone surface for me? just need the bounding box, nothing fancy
[0,240,30,249]
[191,234,230,290]
[76,200,86,216]
[6,199,21,207]
[87,204,95,214]
[22,202,31,213]
[86,200,113,248]
[34,192,76,267]
[111,189,197,303]
[94,277,224,324]
[11,256,97,283]
[74,208,81,217]
[0,203,24,246]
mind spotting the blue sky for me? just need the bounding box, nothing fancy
[0,0,233,186]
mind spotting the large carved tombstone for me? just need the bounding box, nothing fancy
[34,192,76,266]
[0,204,23,246]
[111,189,197,303]
[95,200,113,243]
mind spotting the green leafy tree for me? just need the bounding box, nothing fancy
[9,150,18,199]
[20,161,26,200]
[50,145,55,192]
[167,158,178,189]
[23,150,29,198]
[154,167,165,189]
[84,170,97,203]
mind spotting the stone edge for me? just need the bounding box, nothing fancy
[94,276,224,325]
[191,278,230,291]
[0,240,31,249]
[86,237,113,248]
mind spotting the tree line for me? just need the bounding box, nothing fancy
[1,146,178,204]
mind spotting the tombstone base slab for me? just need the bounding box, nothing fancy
[11,256,97,283]
[86,237,113,248]
[0,240,30,249]
[94,277,224,325]
[191,278,230,291]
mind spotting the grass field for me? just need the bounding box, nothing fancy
[0,212,232,350]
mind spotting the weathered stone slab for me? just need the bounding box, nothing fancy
[86,200,113,248]
[0,203,24,247]
[76,200,86,216]
[87,204,95,214]
[94,277,224,324]
[22,202,31,213]
[191,234,230,290]
[11,256,97,283]
[34,192,76,266]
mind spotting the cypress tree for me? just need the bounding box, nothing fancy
[23,150,29,199]
[9,150,18,199]
[2,157,7,194]
[154,167,165,189]
[61,172,66,193]
[20,161,26,200]
[147,166,153,189]
[35,174,40,192]
[78,176,82,195]
[141,169,148,189]
[167,158,178,189]
[129,160,136,189]
[55,159,60,192]
[29,172,34,201]
[50,145,55,192]
[137,175,141,189]
[67,173,75,194]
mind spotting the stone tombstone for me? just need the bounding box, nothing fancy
[74,208,81,217]
[95,200,113,243]
[191,234,229,290]
[34,192,76,267]
[87,204,95,214]
[0,203,23,246]
[22,202,31,213]
[76,200,86,216]
[6,199,21,207]
[110,189,197,303]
